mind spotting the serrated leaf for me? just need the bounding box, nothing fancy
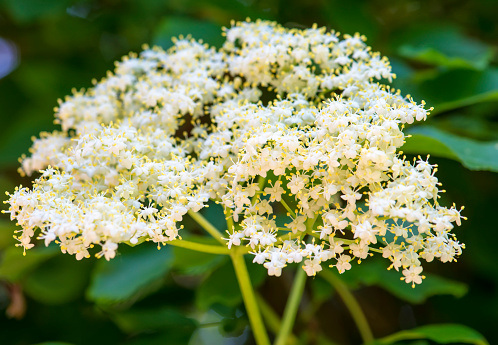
[376,324,489,345]
[196,256,266,310]
[152,17,223,50]
[339,259,467,304]
[395,25,494,70]
[402,126,498,172]
[87,243,173,304]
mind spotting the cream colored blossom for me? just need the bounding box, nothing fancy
[4,20,464,286]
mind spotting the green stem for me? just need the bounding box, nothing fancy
[274,268,307,345]
[280,198,296,218]
[368,247,383,254]
[187,209,225,245]
[257,175,266,190]
[308,233,384,254]
[230,249,270,345]
[276,231,303,243]
[166,239,230,255]
[321,269,374,344]
[224,206,234,233]
[251,175,266,205]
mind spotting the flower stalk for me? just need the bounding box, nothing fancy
[166,239,229,255]
[274,268,307,345]
[230,248,271,345]
[187,209,225,245]
[321,269,374,344]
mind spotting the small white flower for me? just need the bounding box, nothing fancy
[4,20,464,287]
[402,265,424,287]
[303,258,323,276]
[336,255,352,274]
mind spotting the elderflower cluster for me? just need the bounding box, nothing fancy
[4,20,465,286]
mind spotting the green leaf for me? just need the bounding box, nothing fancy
[3,0,73,23]
[23,255,92,305]
[393,68,498,114]
[124,331,194,345]
[339,260,467,304]
[87,243,174,304]
[0,219,17,249]
[0,245,58,282]
[33,343,74,345]
[111,307,198,334]
[219,315,247,337]
[376,324,489,345]
[422,68,498,114]
[196,256,267,310]
[172,237,227,276]
[152,17,224,50]
[395,25,494,70]
[380,272,467,305]
[0,173,16,204]
[430,115,498,142]
[201,202,229,236]
[323,0,379,43]
[402,126,498,172]
[310,274,334,303]
[0,61,69,166]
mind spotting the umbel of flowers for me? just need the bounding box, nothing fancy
[5,20,464,287]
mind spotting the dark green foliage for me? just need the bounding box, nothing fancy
[196,257,266,310]
[376,324,489,345]
[153,17,224,49]
[403,126,498,172]
[0,0,497,344]
[87,243,174,304]
[336,259,468,304]
[394,25,494,70]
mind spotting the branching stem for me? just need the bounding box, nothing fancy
[321,269,374,344]
[166,239,229,255]
[187,209,225,245]
[280,198,296,218]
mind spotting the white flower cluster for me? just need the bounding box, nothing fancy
[5,20,464,286]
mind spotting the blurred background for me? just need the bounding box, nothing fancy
[0,0,497,344]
